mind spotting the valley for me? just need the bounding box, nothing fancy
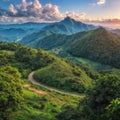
[0,16,120,120]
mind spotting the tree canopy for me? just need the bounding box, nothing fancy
[0,66,24,120]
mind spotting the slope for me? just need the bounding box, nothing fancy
[0,42,93,93]
[20,17,96,46]
[67,27,120,68]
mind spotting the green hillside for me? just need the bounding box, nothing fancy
[1,42,120,120]
[0,42,92,93]
[67,27,120,68]
[21,27,120,69]
[34,57,92,93]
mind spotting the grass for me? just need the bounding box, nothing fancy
[33,57,92,93]
[66,56,113,70]
[10,81,80,120]
[0,50,14,55]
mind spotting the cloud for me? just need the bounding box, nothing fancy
[97,0,106,5]
[0,0,86,23]
[9,4,17,15]
[64,12,86,20]
[83,19,120,28]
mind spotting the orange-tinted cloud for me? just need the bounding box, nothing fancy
[97,0,106,5]
[83,19,120,28]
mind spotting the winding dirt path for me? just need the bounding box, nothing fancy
[28,72,81,97]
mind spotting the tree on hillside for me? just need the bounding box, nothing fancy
[15,46,35,63]
[82,74,120,120]
[0,66,24,120]
[56,105,81,120]
[106,98,120,120]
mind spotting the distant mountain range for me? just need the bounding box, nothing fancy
[0,17,97,42]
[0,22,51,42]
[0,17,120,68]
[20,17,97,45]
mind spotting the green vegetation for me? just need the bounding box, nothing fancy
[0,42,81,120]
[57,74,120,120]
[21,27,120,69]
[20,17,96,47]
[9,84,80,120]
[0,42,92,93]
[34,58,92,93]
[83,74,120,120]
[106,98,120,120]
[0,66,23,120]
[67,27,120,68]
[0,41,120,120]
[0,42,54,78]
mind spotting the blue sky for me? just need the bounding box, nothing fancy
[0,0,120,28]
[0,0,120,19]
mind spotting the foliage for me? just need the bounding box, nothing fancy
[0,66,24,120]
[106,98,120,120]
[15,46,54,70]
[0,42,92,93]
[67,27,120,68]
[81,74,120,120]
[34,59,92,93]
[0,42,20,51]
[56,105,80,120]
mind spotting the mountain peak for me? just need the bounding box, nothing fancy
[64,16,73,21]
[61,16,76,23]
[60,16,84,25]
[95,27,108,34]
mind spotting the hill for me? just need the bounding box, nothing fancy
[0,42,93,93]
[20,17,96,45]
[67,27,120,68]
[20,27,120,68]
[20,30,54,46]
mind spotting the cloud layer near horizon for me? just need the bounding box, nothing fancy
[83,19,120,28]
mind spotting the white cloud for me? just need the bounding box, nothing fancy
[97,0,106,5]
[64,12,86,21]
[0,0,86,23]
[9,4,17,15]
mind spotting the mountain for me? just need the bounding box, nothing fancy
[67,27,120,68]
[0,28,27,42]
[0,22,51,42]
[20,17,96,46]
[23,27,120,68]
[43,17,96,35]
[20,30,54,46]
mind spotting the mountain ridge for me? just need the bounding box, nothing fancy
[20,17,97,45]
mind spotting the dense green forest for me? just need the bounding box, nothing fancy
[0,42,120,120]
[20,27,120,69]
[67,27,120,68]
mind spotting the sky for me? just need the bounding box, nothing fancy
[0,0,120,28]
